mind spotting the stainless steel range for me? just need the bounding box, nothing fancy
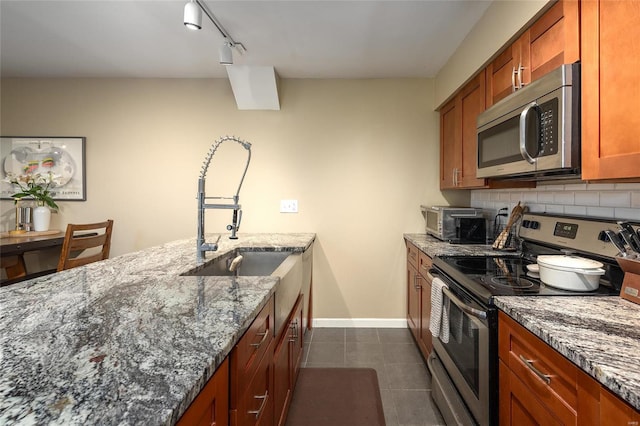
[426,213,630,426]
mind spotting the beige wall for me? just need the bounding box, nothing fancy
[434,0,550,108]
[0,77,469,319]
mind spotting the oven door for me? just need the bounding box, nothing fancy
[429,271,491,426]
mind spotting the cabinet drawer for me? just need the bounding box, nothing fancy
[407,242,419,270]
[499,312,577,424]
[418,250,432,280]
[235,338,274,426]
[233,296,275,398]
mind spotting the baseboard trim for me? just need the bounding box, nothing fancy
[312,318,408,328]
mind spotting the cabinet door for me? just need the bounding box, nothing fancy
[529,0,580,81]
[582,0,640,180]
[418,279,432,354]
[236,340,274,426]
[440,98,459,189]
[499,312,578,425]
[600,387,640,425]
[178,358,230,426]
[273,337,290,426]
[289,297,304,387]
[499,360,563,426]
[459,70,487,188]
[486,33,530,108]
[407,262,421,340]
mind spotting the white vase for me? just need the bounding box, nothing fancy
[33,206,51,232]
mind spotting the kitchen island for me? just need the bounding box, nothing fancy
[0,233,315,425]
[495,296,640,412]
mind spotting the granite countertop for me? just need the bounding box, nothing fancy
[495,296,640,411]
[0,233,315,426]
[404,233,518,258]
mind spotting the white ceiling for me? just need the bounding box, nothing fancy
[0,0,492,79]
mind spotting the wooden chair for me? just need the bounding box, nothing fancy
[1,255,27,283]
[57,220,114,272]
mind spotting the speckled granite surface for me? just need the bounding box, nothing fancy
[404,233,517,257]
[495,296,640,411]
[0,233,315,425]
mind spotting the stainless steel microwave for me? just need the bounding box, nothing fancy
[421,206,486,244]
[476,63,580,180]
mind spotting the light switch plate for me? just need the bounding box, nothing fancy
[280,199,298,213]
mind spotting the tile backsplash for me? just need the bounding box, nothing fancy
[471,182,640,222]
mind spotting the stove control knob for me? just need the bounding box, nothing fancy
[530,221,540,230]
[597,230,609,242]
[522,220,531,228]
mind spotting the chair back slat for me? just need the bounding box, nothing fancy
[57,220,114,272]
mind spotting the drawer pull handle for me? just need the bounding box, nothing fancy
[250,330,269,348]
[519,354,551,384]
[248,391,268,419]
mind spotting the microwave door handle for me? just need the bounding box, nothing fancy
[519,101,538,164]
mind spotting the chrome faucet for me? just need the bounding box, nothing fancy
[197,136,252,264]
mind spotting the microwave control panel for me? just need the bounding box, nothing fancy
[537,98,559,157]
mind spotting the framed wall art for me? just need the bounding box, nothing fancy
[0,136,87,201]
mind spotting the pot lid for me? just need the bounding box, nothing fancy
[537,255,604,270]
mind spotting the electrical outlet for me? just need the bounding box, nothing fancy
[280,199,298,213]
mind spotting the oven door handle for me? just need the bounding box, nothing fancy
[442,287,487,320]
[429,272,487,320]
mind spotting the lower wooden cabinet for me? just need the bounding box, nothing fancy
[178,358,230,426]
[274,295,304,426]
[233,339,274,426]
[406,241,433,358]
[178,264,311,426]
[231,297,275,426]
[499,311,640,425]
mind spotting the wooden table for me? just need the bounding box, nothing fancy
[1,230,65,285]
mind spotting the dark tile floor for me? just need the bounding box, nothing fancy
[300,327,445,426]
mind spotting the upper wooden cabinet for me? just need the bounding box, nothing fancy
[581,0,640,180]
[528,0,580,81]
[486,33,530,107]
[439,97,459,189]
[440,71,487,189]
[485,0,579,108]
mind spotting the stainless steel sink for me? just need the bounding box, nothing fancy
[183,248,304,339]
[183,250,291,276]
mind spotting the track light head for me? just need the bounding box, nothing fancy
[219,41,233,65]
[184,1,202,30]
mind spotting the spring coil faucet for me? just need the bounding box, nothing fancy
[197,135,252,264]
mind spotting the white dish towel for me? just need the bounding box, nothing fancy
[429,277,450,344]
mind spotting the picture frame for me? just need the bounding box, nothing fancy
[0,136,87,201]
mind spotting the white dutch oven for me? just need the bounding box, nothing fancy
[536,255,605,291]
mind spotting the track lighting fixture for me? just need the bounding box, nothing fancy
[182,0,246,57]
[183,0,202,30]
[219,41,233,65]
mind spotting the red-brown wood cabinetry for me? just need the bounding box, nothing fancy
[178,358,230,426]
[499,311,640,425]
[581,0,640,180]
[486,33,530,108]
[406,241,433,358]
[440,71,487,189]
[230,297,275,426]
[274,296,303,426]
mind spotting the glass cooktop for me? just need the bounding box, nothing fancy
[436,256,619,298]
